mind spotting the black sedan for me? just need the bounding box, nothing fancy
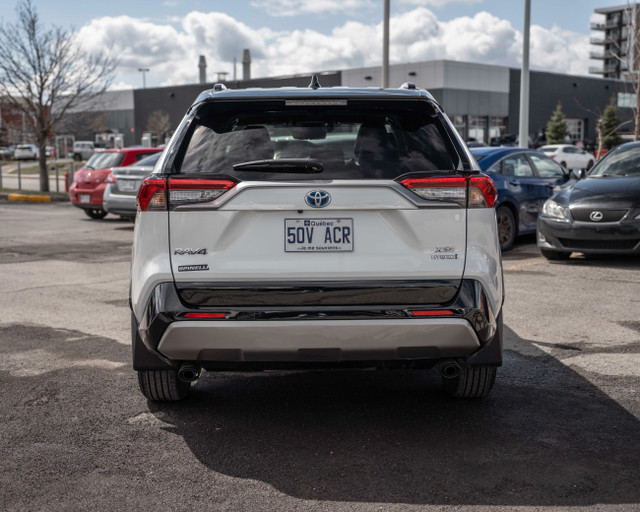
[537,141,640,259]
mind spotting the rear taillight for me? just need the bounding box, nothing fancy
[137,177,236,211]
[468,176,497,208]
[168,178,236,208]
[137,177,167,211]
[399,175,496,208]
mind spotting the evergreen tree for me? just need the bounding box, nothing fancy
[545,102,568,144]
[599,97,623,150]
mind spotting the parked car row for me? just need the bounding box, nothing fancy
[69,147,163,219]
[469,142,639,257]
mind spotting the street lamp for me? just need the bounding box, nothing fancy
[138,68,150,89]
[382,0,390,88]
[518,0,531,148]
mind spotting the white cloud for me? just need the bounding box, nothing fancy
[399,0,482,7]
[75,7,591,88]
[250,0,374,17]
[109,81,136,91]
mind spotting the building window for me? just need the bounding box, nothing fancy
[565,118,584,142]
[468,115,487,143]
[489,116,507,143]
[452,115,466,140]
[618,92,636,108]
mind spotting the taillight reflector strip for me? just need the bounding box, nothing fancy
[410,310,455,317]
[184,312,227,319]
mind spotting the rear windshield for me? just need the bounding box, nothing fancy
[540,147,557,153]
[85,152,125,169]
[135,152,162,167]
[173,99,462,180]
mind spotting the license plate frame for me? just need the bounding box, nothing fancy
[118,179,138,192]
[284,218,354,253]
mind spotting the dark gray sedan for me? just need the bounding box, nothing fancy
[102,152,162,220]
[537,141,640,259]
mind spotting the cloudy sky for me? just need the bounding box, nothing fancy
[0,0,628,89]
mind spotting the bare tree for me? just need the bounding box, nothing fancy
[146,110,171,143]
[89,114,107,136]
[0,0,116,191]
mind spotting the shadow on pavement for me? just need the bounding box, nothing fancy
[149,324,640,507]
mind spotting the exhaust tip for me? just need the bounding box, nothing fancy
[178,364,200,383]
[439,361,461,379]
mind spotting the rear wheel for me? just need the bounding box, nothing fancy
[84,208,108,219]
[138,369,191,401]
[586,160,594,170]
[540,248,571,260]
[496,205,516,251]
[442,366,497,398]
[560,161,567,168]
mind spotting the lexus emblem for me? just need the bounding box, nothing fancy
[589,211,604,222]
[305,190,331,208]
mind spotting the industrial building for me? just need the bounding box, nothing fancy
[45,52,635,150]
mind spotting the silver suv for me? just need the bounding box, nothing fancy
[130,79,504,401]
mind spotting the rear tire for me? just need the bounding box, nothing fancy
[586,160,594,170]
[138,369,191,401]
[496,205,516,251]
[540,248,571,260]
[84,208,108,219]
[442,366,497,398]
[560,161,567,168]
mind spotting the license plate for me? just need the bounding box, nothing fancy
[285,218,354,252]
[118,179,138,192]
[80,194,90,203]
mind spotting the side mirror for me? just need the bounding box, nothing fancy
[572,168,587,180]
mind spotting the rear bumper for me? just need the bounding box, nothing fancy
[103,187,137,217]
[158,318,480,362]
[133,279,502,370]
[69,182,106,208]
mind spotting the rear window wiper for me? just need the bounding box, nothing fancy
[233,158,323,173]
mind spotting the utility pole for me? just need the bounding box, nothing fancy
[382,0,390,88]
[138,68,150,89]
[518,0,531,148]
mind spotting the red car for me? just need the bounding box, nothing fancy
[69,147,163,219]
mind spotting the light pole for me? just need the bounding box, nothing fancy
[382,0,390,88]
[138,68,150,89]
[518,0,531,148]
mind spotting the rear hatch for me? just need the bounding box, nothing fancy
[161,97,477,308]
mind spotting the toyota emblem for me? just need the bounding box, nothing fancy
[589,211,604,222]
[305,190,331,208]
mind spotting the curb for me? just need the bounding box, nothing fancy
[0,192,68,202]
[7,193,51,202]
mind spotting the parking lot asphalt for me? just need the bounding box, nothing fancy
[1,201,639,512]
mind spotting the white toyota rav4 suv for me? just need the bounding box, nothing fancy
[130,79,504,401]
